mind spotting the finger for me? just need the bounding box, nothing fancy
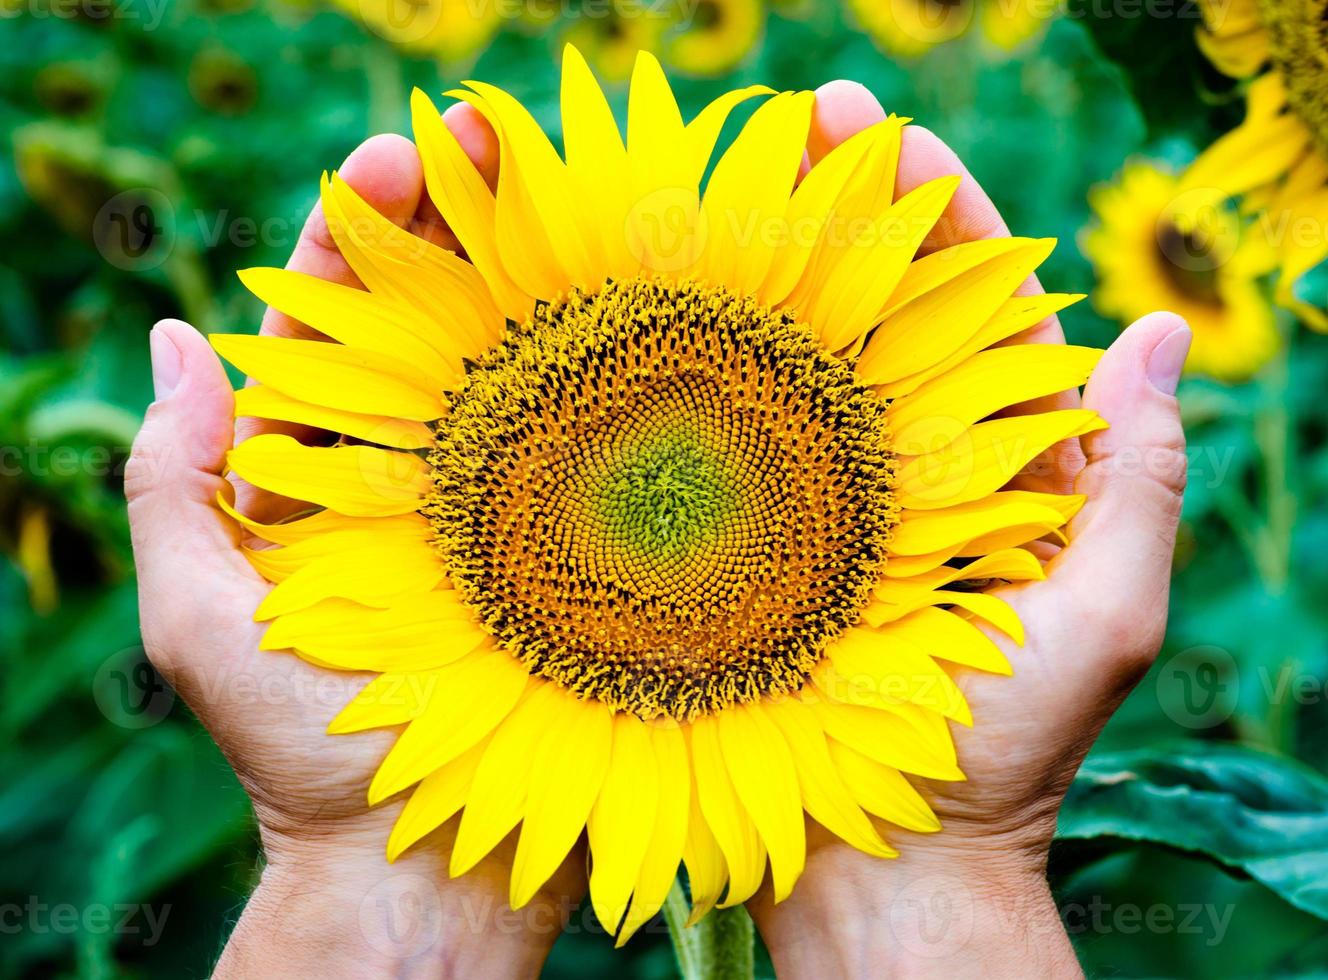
[411,102,500,252]
[128,320,264,666]
[807,80,886,167]
[897,126,1012,250]
[1056,312,1191,674]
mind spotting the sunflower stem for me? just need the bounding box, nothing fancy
[663,878,755,980]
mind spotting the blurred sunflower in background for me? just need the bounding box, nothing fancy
[664,0,765,77]
[333,0,503,61]
[564,1,670,82]
[214,46,1102,942]
[845,0,1057,58]
[1183,0,1328,329]
[1084,160,1279,383]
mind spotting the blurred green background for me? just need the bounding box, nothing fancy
[2,1,1327,976]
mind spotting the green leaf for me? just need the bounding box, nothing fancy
[1060,743,1328,919]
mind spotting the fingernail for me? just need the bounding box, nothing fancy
[150,324,183,399]
[1146,325,1192,396]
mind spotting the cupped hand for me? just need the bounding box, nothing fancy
[746,84,1190,979]
[127,111,579,980]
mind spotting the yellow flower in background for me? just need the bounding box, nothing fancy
[564,2,669,82]
[333,0,502,61]
[664,0,765,77]
[1185,0,1328,329]
[514,0,563,32]
[1084,160,1279,383]
[846,0,1057,58]
[213,46,1103,942]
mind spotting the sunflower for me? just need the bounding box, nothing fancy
[333,0,502,62]
[564,1,669,83]
[1084,160,1279,382]
[1184,0,1328,329]
[845,0,1055,58]
[213,47,1103,943]
[664,0,765,77]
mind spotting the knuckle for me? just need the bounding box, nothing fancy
[124,425,167,503]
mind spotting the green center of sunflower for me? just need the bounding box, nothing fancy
[425,277,898,722]
[1257,0,1328,155]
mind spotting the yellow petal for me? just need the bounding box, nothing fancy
[807,694,962,780]
[808,175,963,352]
[878,292,1084,399]
[211,334,445,422]
[241,514,432,577]
[625,52,701,278]
[560,44,634,280]
[253,539,446,619]
[822,627,972,725]
[782,119,905,316]
[1181,110,1310,200]
[867,588,1025,644]
[684,84,775,185]
[227,434,430,517]
[386,737,489,862]
[616,723,690,946]
[588,714,659,935]
[876,547,1047,597]
[216,492,425,547]
[321,174,505,354]
[879,606,1012,675]
[237,267,461,385]
[510,694,613,909]
[858,238,1056,384]
[327,670,435,734]
[696,91,815,296]
[716,703,805,902]
[260,592,487,674]
[758,119,883,306]
[883,237,1030,314]
[826,739,940,833]
[450,682,562,876]
[895,409,1107,510]
[464,80,600,293]
[411,88,533,321]
[765,697,897,859]
[889,492,1075,556]
[680,780,727,926]
[889,345,1102,452]
[234,385,433,450]
[370,654,526,805]
[689,715,766,907]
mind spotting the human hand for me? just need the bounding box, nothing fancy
[747,84,1190,978]
[126,116,582,980]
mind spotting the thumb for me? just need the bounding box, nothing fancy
[1055,312,1191,666]
[127,318,244,573]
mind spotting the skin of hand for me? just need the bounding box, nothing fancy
[128,111,580,980]
[745,84,1191,979]
[126,82,1188,977]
